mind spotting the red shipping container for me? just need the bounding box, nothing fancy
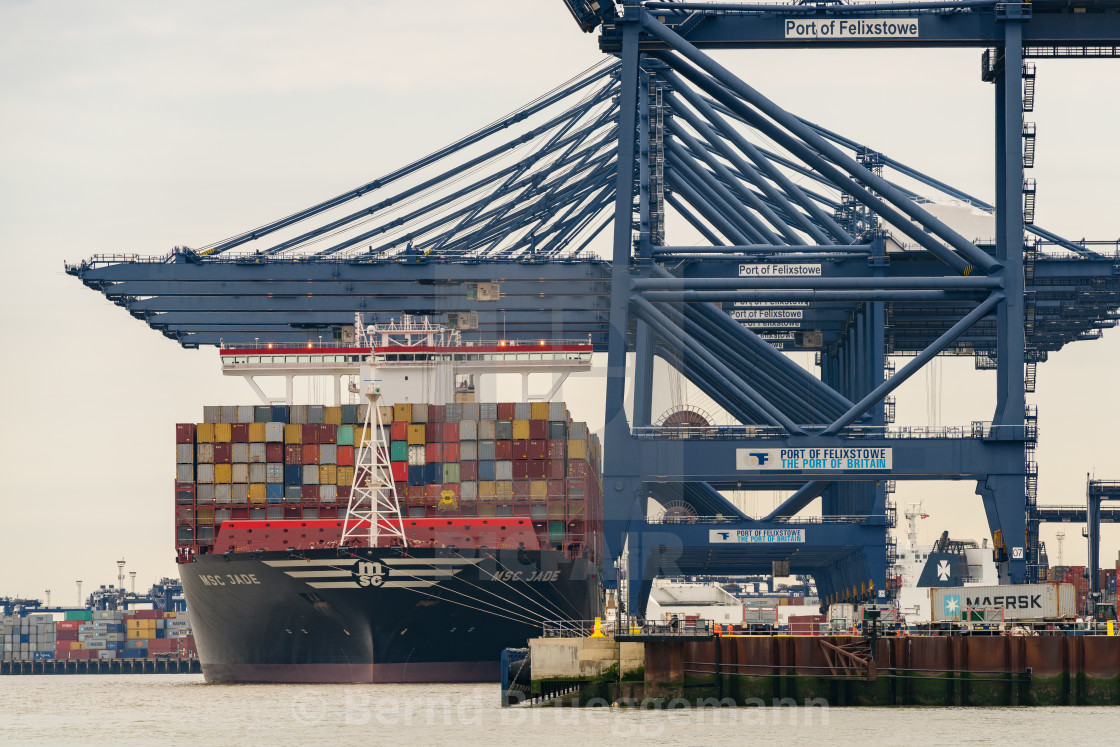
[176,424,196,444]
[528,440,547,460]
[57,630,78,641]
[443,422,459,442]
[301,485,319,501]
[391,461,408,482]
[429,405,445,423]
[304,426,320,445]
[514,481,531,500]
[407,485,425,505]
[513,440,530,460]
[337,445,354,466]
[427,443,443,463]
[57,621,81,631]
[395,481,409,497]
[548,459,566,479]
[443,443,460,463]
[319,424,337,444]
[460,461,478,481]
[391,420,408,441]
[513,461,530,480]
[285,445,303,465]
[302,444,320,465]
[266,443,284,462]
[231,423,249,443]
[496,441,514,460]
[498,403,516,420]
[425,484,443,505]
[513,504,531,517]
[427,426,443,444]
[55,641,71,652]
[548,440,566,460]
[319,506,339,519]
[568,459,590,478]
[529,420,548,440]
[528,460,547,479]
[548,479,566,498]
[213,443,232,464]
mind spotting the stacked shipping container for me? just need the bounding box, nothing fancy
[0,610,195,662]
[175,402,603,556]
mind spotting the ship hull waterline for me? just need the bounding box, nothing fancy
[179,546,601,684]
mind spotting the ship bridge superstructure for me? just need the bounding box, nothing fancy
[69,1,1120,616]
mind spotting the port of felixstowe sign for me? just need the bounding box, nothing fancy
[736,448,892,471]
[783,18,920,40]
[709,529,805,544]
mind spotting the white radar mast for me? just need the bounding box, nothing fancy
[341,337,407,549]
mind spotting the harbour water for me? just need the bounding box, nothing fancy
[2,674,1117,744]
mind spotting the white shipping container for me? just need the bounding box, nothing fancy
[265,422,284,442]
[929,583,1076,621]
[197,463,215,484]
[248,443,267,463]
[176,444,195,464]
[408,445,427,466]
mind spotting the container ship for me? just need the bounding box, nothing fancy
[174,316,604,683]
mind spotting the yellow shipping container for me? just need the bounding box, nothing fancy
[547,504,565,520]
[248,423,267,442]
[213,423,232,442]
[407,424,426,445]
[379,406,394,423]
[166,611,177,618]
[512,420,531,440]
[214,464,232,484]
[496,480,514,499]
[325,406,343,425]
[248,483,266,504]
[530,402,550,420]
[394,403,413,423]
[568,439,587,460]
[357,426,371,444]
[320,465,337,485]
[337,466,354,486]
[196,422,215,443]
[479,481,496,500]
[284,424,303,444]
[70,641,84,650]
[477,503,495,516]
[530,480,548,500]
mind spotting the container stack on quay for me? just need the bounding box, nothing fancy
[175,401,603,555]
[1045,563,1119,615]
[0,610,195,662]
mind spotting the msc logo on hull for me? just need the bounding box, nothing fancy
[353,561,386,588]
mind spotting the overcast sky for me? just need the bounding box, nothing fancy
[1,1,1117,603]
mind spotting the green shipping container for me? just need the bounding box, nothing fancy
[66,610,94,621]
[390,440,409,462]
[337,425,355,447]
[443,462,460,484]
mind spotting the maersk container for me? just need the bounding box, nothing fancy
[929,583,1076,621]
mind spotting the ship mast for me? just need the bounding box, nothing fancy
[341,345,407,549]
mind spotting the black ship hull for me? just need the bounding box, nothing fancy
[179,547,600,683]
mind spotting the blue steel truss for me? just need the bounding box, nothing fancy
[67,1,1120,615]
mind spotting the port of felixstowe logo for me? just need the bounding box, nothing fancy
[261,557,481,590]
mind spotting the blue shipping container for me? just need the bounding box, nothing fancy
[478,460,496,481]
[408,465,425,486]
[266,483,284,501]
[424,462,442,484]
[33,651,54,660]
[118,649,146,658]
[271,404,290,423]
[284,465,303,486]
[20,634,28,643]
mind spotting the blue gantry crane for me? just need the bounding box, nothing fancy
[68,1,1120,616]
